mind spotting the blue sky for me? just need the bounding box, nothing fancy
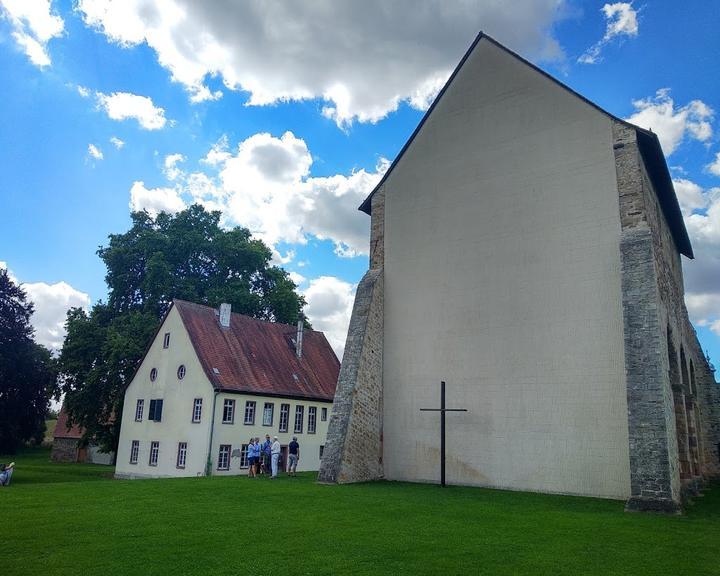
[0,1,719,368]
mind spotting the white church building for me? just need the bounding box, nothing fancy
[319,33,720,512]
[115,300,339,478]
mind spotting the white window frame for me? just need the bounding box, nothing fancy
[321,407,328,421]
[240,444,249,469]
[150,367,158,382]
[244,401,256,425]
[130,440,139,464]
[149,441,159,466]
[135,399,144,422]
[308,406,317,434]
[177,365,186,380]
[279,403,290,433]
[192,398,203,423]
[294,405,304,434]
[263,402,274,426]
[176,442,187,468]
[218,444,231,470]
[163,332,170,348]
[222,399,235,424]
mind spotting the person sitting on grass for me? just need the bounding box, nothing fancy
[0,462,15,486]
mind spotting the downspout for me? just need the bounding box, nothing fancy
[205,388,220,477]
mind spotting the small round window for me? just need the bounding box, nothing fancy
[150,368,158,382]
[177,365,186,380]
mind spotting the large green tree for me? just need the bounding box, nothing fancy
[0,268,57,453]
[58,205,305,455]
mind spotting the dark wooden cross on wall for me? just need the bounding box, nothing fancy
[420,381,468,487]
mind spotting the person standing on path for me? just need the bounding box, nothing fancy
[270,436,281,479]
[288,437,299,476]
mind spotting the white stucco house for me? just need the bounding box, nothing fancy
[115,300,339,479]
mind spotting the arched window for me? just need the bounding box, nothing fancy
[150,367,158,382]
[689,360,696,396]
[177,365,186,380]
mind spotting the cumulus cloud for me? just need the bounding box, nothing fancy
[87,143,104,160]
[164,153,185,181]
[303,276,356,358]
[162,131,385,257]
[96,91,168,130]
[110,136,125,149]
[680,181,720,336]
[706,152,720,177]
[23,281,91,350]
[625,89,714,155]
[578,2,638,64]
[673,178,707,217]
[0,0,64,67]
[129,181,186,216]
[0,261,91,351]
[76,0,567,126]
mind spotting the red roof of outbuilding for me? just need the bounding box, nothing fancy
[54,406,84,439]
[174,300,340,402]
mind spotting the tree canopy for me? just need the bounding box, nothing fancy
[58,205,305,454]
[0,268,56,453]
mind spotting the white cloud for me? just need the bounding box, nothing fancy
[288,271,306,286]
[0,0,64,67]
[110,136,125,149]
[23,281,91,351]
[164,153,185,181]
[87,143,104,160]
[0,261,91,351]
[681,181,720,337]
[303,276,356,358]
[673,178,707,217]
[129,181,186,216]
[164,131,385,257]
[96,91,168,130]
[706,151,720,177]
[578,2,638,64]
[77,85,90,98]
[77,0,567,127]
[625,89,714,156]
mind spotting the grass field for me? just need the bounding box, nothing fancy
[2,448,719,575]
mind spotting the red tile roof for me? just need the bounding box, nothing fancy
[54,406,84,439]
[174,300,340,402]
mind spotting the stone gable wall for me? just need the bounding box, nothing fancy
[318,188,385,483]
[614,121,720,511]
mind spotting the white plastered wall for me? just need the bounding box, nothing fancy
[382,39,630,498]
[211,394,332,475]
[115,306,214,478]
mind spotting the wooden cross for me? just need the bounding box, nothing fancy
[420,381,467,487]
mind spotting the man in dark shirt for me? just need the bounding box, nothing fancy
[262,434,272,475]
[288,437,300,476]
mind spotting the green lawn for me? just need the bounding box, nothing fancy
[2,448,719,575]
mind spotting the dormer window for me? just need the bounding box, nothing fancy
[177,365,186,380]
[150,368,158,382]
[163,332,170,348]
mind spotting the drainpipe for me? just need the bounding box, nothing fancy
[205,389,220,477]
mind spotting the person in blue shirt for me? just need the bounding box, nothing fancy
[262,435,272,475]
[253,438,261,475]
[0,462,14,486]
[247,439,257,477]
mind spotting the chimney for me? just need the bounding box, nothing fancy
[296,319,303,359]
[219,303,231,328]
